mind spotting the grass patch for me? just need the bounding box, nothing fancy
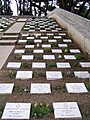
[21,62,30,68]
[75,54,85,60]
[44,49,51,53]
[14,85,29,92]
[47,62,56,68]
[86,83,90,91]
[51,43,58,47]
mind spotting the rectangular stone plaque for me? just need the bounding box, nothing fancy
[7,62,21,69]
[22,55,34,60]
[18,40,27,43]
[14,49,25,54]
[63,39,72,42]
[46,71,63,80]
[80,62,90,67]
[43,55,55,60]
[58,44,68,47]
[64,55,76,59]
[70,49,81,53]
[74,71,89,78]
[53,102,82,119]
[25,45,34,48]
[16,71,33,80]
[0,83,14,94]
[42,44,51,48]
[2,103,31,119]
[52,49,62,53]
[54,36,62,39]
[56,62,71,68]
[66,83,88,93]
[48,39,57,43]
[30,83,51,93]
[33,49,43,53]
[32,62,46,68]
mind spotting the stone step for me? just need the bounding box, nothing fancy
[0,40,17,45]
[1,35,19,40]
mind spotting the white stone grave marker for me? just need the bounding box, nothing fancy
[52,49,62,53]
[42,44,51,48]
[25,45,34,48]
[58,44,68,47]
[74,71,89,78]
[16,71,33,79]
[48,39,57,43]
[70,49,81,53]
[32,62,46,68]
[56,62,71,68]
[46,71,63,80]
[54,36,62,39]
[22,55,34,60]
[53,102,82,119]
[0,83,14,94]
[7,62,21,69]
[43,55,55,60]
[66,83,88,93]
[34,39,42,43]
[2,103,31,119]
[14,49,25,54]
[63,39,72,42]
[64,55,76,59]
[80,62,90,67]
[30,83,51,93]
[18,40,27,43]
[33,49,43,53]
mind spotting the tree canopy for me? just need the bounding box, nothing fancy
[0,0,90,19]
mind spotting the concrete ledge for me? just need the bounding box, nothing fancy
[48,8,90,54]
[0,46,14,69]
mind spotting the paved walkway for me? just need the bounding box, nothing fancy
[5,22,25,34]
[0,46,14,69]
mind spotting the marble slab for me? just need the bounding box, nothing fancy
[34,39,42,43]
[42,44,51,48]
[41,36,48,39]
[59,33,66,36]
[54,36,62,39]
[47,33,54,36]
[63,39,72,42]
[66,83,88,93]
[7,62,21,69]
[48,39,57,43]
[30,83,51,93]
[74,71,89,78]
[32,62,46,68]
[52,49,62,53]
[2,103,31,119]
[25,45,34,48]
[43,55,55,60]
[0,83,14,94]
[29,30,35,32]
[22,55,34,60]
[33,49,43,53]
[70,49,81,53]
[58,44,68,47]
[80,62,90,67]
[21,34,29,37]
[56,62,71,68]
[46,71,63,80]
[16,71,33,79]
[53,102,82,119]
[64,55,76,59]
[18,40,27,43]
[14,49,25,54]
[27,37,34,39]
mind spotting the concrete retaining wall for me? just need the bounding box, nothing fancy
[48,8,90,55]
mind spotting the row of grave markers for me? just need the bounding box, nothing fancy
[0,17,90,119]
